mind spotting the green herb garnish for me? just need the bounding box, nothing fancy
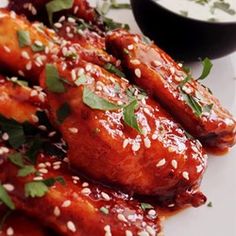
[197,57,213,81]
[17,30,31,48]
[25,181,49,198]
[100,206,109,215]
[45,64,66,93]
[141,202,154,211]
[46,0,74,25]
[56,103,71,124]
[104,63,126,78]
[75,74,87,86]
[31,43,45,52]
[0,184,15,210]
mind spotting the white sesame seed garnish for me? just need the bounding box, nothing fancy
[85,64,92,72]
[3,184,14,192]
[82,182,89,187]
[58,16,65,22]
[54,206,61,217]
[171,160,178,169]
[144,137,151,148]
[67,221,76,233]
[132,142,140,152]
[53,165,61,170]
[117,213,128,222]
[2,133,9,141]
[26,61,32,71]
[38,168,48,174]
[38,163,46,168]
[156,158,166,167]
[54,22,62,28]
[10,11,16,19]
[134,68,141,78]
[153,60,162,67]
[72,176,80,181]
[68,17,76,23]
[81,188,91,195]
[196,165,203,173]
[152,133,158,140]
[18,70,25,77]
[6,227,14,236]
[148,209,156,217]
[182,171,189,180]
[74,6,79,14]
[68,127,78,134]
[3,46,11,53]
[101,192,110,201]
[146,226,156,236]
[62,200,71,208]
[125,230,133,236]
[21,51,30,60]
[127,44,134,50]
[31,114,39,123]
[33,176,43,181]
[130,59,140,65]
[170,67,175,75]
[138,231,149,236]
[104,225,112,236]
[123,139,129,148]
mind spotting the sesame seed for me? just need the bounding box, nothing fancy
[62,200,71,208]
[68,17,76,23]
[134,68,141,78]
[81,188,91,195]
[67,221,76,232]
[54,206,61,217]
[53,161,62,166]
[127,44,134,50]
[2,133,9,141]
[171,160,178,169]
[123,139,129,148]
[21,51,30,60]
[54,22,62,28]
[10,11,16,19]
[156,159,166,167]
[146,226,156,236]
[130,59,140,65]
[132,142,140,152]
[3,184,14,192]
[33,176,43,181]
[18,70,25,77]
[85,64,92,72]
[3,46,11,53]
[196,165,203,173]
[48,131,56,137]
[30,90,38,97]
[58,16,65,22]
[170,67,175,75]
[38,168,48,174]
[38,163,46,168]
[101,192,110,201]
[68,127,78,134]
[104,225,112,236]
[182,171,189,180]
[144,137,151,148]
[6,227,14,236]
[72,176,80,181]
[152,133,158,140]
[138,231,149,236]
[74,6,79,14]
[26,61,32,71]
[148,209,156,217]
[153,60,162,67]
[82,182,89,187]
[117,213,128,222]
[126,230,133,236]
[53,165,60,170]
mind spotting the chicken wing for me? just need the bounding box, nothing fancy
[105,29,236,152]
[0,9,207,207]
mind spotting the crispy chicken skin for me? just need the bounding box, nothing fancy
[0,154,161,236]
[105,30,236,152]
[0,9,207,207]
[40,60,207,207]
[0,208,51,236]
[0,78,160,235]
[0,9,117,82]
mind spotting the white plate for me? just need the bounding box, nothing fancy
[104,1,236,236]
[1,1,236,235]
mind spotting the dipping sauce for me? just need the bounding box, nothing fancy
[156,0,236,22]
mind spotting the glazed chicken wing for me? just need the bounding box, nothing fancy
[105,29,236,152]
[0,78,160,235]
[0,9,207,207]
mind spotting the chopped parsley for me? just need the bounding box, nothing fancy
[46,0,74,25]
[45,64,66,93]
[104,63,126,78]
[141,202,154,211]
[0,184,15,210]
[56,103,71,124]
[17,30,31,48]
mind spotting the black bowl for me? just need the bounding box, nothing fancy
[131,0,236,61]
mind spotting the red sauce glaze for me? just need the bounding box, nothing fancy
[40,58,207,207]
[105,29,236,152]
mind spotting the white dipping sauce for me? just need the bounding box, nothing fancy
[156,0,236,22]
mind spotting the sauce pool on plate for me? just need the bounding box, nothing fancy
[155,0,236,22]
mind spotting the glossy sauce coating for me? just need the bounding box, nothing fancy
[40,58,207,207]
[105,29,236,152]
